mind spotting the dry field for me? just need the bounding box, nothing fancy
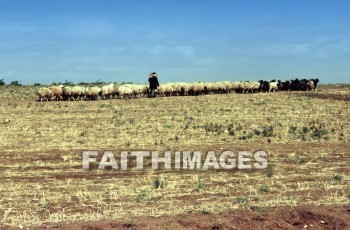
[0,85,349,229]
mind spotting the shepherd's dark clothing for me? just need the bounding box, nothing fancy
[148,77,159,90]
[148,76,159,98]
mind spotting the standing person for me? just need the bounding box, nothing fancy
[148,72,159,98]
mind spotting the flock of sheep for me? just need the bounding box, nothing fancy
[36,78,319,102]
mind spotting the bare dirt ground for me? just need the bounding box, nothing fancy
[44,205,350,230]
[296,87,350,102]
[0,85,349,229]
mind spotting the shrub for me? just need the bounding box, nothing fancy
[302,126,309,133]
[239,131,254,140]
[136,190,156,203]
[258,185,270,193]
[289,125,298,134]
[203,122,223,134]
[10,80,22,86]
[193,178,204,192]
[154,177,164,189]
[227,123,235,136]
[236,197,247,203]
[262,125,275,138]
[311,127,328,139]
[266,171,274,177]
[253,129,261,136]
[299,130,307,141]
[123,219,136,228]
[200,209,211,214]
[331,175,342,181]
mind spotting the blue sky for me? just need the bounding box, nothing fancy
[0,0,349,84]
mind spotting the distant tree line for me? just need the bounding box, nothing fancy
[0,79,133,87]
[0,79,23,86]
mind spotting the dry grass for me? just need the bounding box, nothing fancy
[0,85,349,227]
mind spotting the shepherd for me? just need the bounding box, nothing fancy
[148,72,159,98]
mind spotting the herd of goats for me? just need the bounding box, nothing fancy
[36,78,319,102]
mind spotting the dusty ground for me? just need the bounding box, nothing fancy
[0,85,349,229]
[44,206,350,230]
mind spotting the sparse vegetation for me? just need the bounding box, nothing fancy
[154,177,164,189]
[266,170,274,178]
[331,174,342,181]
[0,85,348,227]
[193,178,205,192]
[262,125,275,138]
[258,185,270,193]
[236,197,248,203]
[123,218,137,228]
[136,190,157,204]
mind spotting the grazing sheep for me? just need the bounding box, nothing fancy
[188,82,205,96]
[229,82,240,93]
[112,85,120,99]
[171,83,181,96]
[169,82,187,96]
[235,82,245,93]
[37,87,53,102]
[49,85,64,101]
[62,86,73,101]
[268,81,278,92]
[165,83,174,96]
[33,78,320,102]
[242,81,253,93]
[138,84,149,97]
[129,84,148,98]
[167,83,179,96]
[278,81,291,91]
[298,79,308,91]
[157,83,173,97]
[101,83,114,99]
[86,86,102,100]
[119,84,138,98]
[215,82,227,94]
[221,81,231,93]
[306,80,315,91]
[310,78,319,90]
[258,80,270,92]
[71,86,86,100]
[204,82,217,94]
[250,81,261,93]
[157,85,166,97]
[118,85,133,99]
[172,82,189,96]
[216,81,231,93]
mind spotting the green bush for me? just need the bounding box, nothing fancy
[258,185,270,193]
[236,197,248,203]
[10,80,22,86]
[262,125,275,137]
[154,177,164,189]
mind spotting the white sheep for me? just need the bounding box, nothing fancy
[48,85,64,101]
[306,80,314,91]
[86,86,101,100]
[62,86,73,101]
[268,81,278,92]
[71,86,86,100]
[37,87,53,102]
[101,83,114,99]
[118,85,133,99]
